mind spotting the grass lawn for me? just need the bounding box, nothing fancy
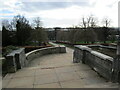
[75,41,116,44]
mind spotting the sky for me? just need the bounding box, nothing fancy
[0,0,119,28]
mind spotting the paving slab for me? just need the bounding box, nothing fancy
[35,68,55,76]
[34,82,61,88]
[82,76,107,85]
[76,69,99,79]
[72,64,92,71]
[85,82,119,88]
[14,69,35,78]
[34,73,58,85]
[3,73,15,80]
[57,71,80,82]
[60,79,85,88]
[12,84,34,88]
[6,77,34,88]
[55,65,75,73]
[2,79,11,88]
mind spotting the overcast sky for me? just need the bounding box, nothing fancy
[0,0,119,28]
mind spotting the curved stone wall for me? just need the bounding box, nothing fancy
[5,45,66,73]
[26,45,66,62]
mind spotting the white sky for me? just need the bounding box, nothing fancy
[0,0,119,28]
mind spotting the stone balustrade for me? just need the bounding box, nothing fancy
[73,45,120,83]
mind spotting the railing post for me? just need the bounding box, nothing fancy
[73,47,80,63]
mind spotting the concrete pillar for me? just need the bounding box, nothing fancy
[73,49,79,63]
[60,46,66,53]
[115,32,120,83]
[6,55,17,73]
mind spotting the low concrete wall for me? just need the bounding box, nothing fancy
[0,57,5,75]
[73,45,120,83]
[5,45,66,73]
[26,45,66,62]
[6,48,27,73]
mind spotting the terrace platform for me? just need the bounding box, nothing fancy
[2,48,119,88]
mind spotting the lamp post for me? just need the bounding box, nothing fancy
[117,1,120,59]
[113,2,120,82]
[112,28,120,83]
[117,28,120,58]
[112,2,120,83]
[114,27,120,83]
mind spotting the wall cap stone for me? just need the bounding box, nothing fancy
[91,51,113,61]
[26,46,66,57]
[74,45,91,51]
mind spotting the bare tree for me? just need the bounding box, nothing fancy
[80,17,87,28]
[80,15,98,28]
[102,17,111,27]
[32,17,48,45]
[33,17,42,28]
[79,15,98,43]
[90,16,98,27]
[101,17,111,43]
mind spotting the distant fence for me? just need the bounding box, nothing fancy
[4,45,66,73]
[73,45,120,83]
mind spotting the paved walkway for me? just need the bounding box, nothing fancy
[3,48,119,88]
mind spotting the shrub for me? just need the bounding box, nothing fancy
[2,45,19,57]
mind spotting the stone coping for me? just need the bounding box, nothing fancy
[74,45,91,51]
[86,45,116,50]
[91,51,113,62]
[26,45,66,57]
[74,45,113,61]
[6,48,25,57]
